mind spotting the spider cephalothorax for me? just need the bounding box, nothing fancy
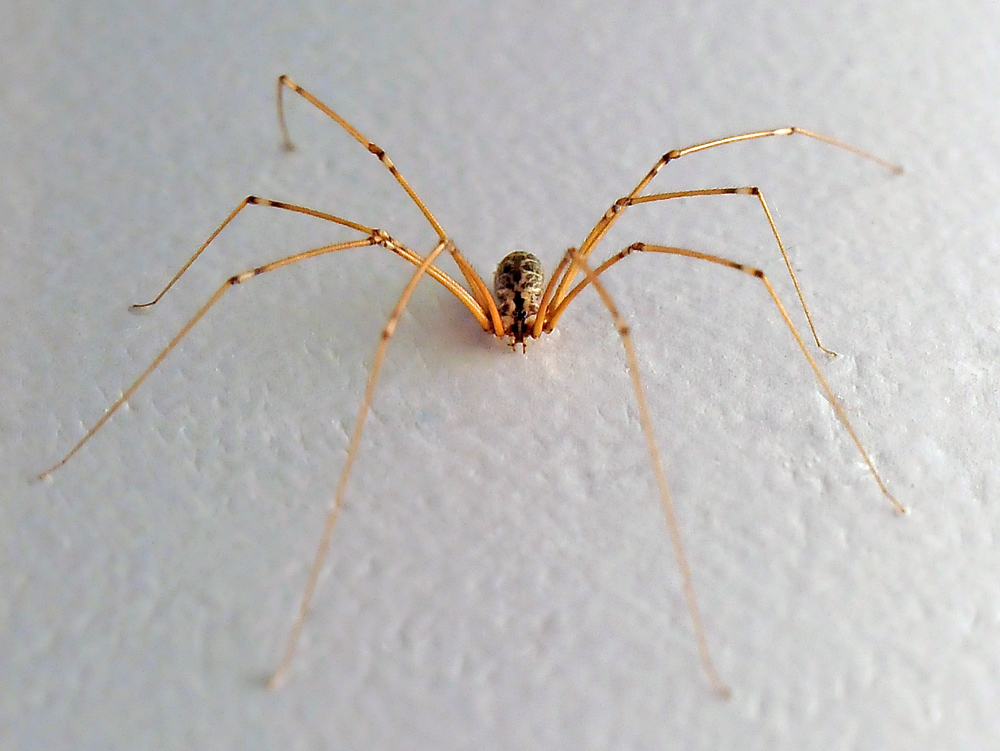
[493,250,545,350]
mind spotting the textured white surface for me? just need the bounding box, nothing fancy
[4,1,1000,749]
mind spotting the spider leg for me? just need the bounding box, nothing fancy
[276,76,504,333]
[622,186,839,355]
[133,196,371,308]
[550,128,902,309]
[268,239,450,690]
[563,248,731,699]
[38,232,484,479]
[550,242,907,515]
[276,77,443,234]
[131,196,483,323]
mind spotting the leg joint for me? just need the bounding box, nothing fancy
[369,228,396,249]
[230,269,258,285]
[604,197,630,221]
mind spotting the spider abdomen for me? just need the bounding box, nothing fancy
[493,250,545,345]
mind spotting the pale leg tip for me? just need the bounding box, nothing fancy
[35,467,57,483]
[266,672,287,692]
[703,661,732,699]
[885,493,909,515]
[712,680,733,700]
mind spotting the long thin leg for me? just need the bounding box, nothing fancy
[268,239,450,690]
[627,186,837,355]
[133,196,371,308]
[564,248,731,699]
[549,242,907,515]
[37,233,480,479]
[550,128,903,310]
[276,76,505,334]
[130,195,483,324]
[531,250,573,339]
[37,238,371,478]
[277,76,447,240]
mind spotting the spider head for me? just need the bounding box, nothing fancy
[493,250,545,352]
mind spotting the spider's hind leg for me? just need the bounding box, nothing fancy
[555,242,906,515]
[559,247,732,698]
[268,239,452,690]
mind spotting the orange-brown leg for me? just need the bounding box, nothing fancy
[38,231,488,480]
[276,76,504,334]
[268,239,452,689]
[550,128,902,311]
[562,247,731,698]
[550,242,906,515]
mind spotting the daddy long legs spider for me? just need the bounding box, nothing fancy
[39,75,907,698]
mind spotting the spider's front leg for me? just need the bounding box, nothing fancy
[549,129,902,352]
[275,75,506,334]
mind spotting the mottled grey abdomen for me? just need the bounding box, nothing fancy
[493,250,545,345]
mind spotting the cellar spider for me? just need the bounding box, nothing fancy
[39,75,907,698]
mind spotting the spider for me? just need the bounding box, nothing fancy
[39,75,907,698]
